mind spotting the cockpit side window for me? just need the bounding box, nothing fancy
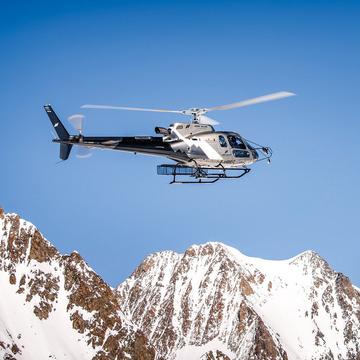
[218,135,227,147]
[227,135,246,149]
[233,150,250,158]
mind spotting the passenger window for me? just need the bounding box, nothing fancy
[219,135,227,148]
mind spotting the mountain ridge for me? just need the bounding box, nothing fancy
[117,242,360,360]
[0,209,359,360]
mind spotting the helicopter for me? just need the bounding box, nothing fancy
[45,91,294,184]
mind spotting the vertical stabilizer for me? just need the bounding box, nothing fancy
[60,143,73,160]
[44,104,70,140]
[44,105,73,160]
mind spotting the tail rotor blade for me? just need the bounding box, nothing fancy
[50,129,58,139]
[76,146,92,159]
[68,114,85,134]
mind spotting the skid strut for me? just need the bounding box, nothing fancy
[157,162,251,184]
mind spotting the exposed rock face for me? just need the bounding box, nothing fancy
[116,243,360,360]
[1,209,359,360]
[0,210,154,360]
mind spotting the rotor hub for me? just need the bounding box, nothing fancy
[181,108,208,123]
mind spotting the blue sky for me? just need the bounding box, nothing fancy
[1,0,359,286]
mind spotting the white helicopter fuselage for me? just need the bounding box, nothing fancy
[162,122,260,169]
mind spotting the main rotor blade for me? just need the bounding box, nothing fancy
[207,91,295,111]
[81,104,183,114]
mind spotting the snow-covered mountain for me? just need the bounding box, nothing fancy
[0,209,155,360]
[0,209,359,360]
[117,243,360,360]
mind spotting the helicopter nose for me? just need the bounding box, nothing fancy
[252,149,259,160]
[261,146,273,162]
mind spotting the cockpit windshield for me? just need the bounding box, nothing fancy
[227,135,247,149]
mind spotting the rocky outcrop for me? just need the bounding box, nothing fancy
[0,209,154,360]
[116,243,288,359]
[117,243,360,360]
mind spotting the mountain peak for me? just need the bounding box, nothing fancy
[118,242,360,360]
[184,241,234,258]
[291,249,321,262]
[0,210,155,360]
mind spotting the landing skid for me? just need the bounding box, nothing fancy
[157,163,251,184]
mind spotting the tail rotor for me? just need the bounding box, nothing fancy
[68,114,85,135]
[76,147,92,158]
[67,114,93,159]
